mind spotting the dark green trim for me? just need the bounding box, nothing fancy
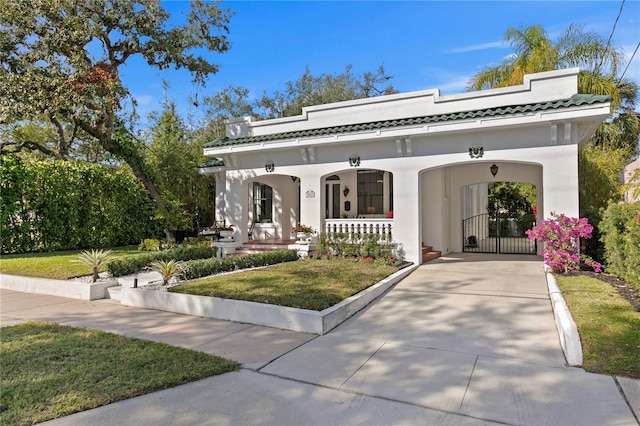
[199,159,225,168]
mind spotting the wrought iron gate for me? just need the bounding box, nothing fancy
[462,213,537,254]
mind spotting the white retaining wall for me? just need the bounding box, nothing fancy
[121,264,418,334]
[0,273,118,300]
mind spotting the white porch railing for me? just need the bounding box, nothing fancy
[324,219,393,240]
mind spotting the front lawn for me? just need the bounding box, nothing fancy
[0,321,240,426]
[556,274,640,379]
[171,258,401,311]
[0,246,139,280]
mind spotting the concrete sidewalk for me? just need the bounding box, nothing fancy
[2,253,639,425]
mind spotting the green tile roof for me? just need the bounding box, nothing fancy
[203,94,610,149]
[199,158,226,168]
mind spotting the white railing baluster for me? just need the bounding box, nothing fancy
[324,219,394,241]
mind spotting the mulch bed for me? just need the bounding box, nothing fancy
[564,270,640,311]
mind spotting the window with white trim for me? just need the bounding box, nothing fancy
[253,182,273,223]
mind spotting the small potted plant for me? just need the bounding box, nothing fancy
[292,224,315,241]
[215,224,235,241]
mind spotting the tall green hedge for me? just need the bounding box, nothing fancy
[0,155,161,254]
[600,202,640,291]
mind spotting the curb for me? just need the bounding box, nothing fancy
[545,271,583,366]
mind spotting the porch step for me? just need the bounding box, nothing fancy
[422,245,441,263]
[231,247,275,256]
[232,241,298,256]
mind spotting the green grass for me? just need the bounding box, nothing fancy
[171,258,400,311]
[556,275,640,379]
[0,321,240,426]
[0,246,139,280]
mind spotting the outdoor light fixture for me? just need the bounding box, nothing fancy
[265,161,274,173]
[490,163,499,177]
[349,155,360,167]
[343,186,350,197]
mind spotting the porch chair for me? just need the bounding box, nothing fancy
[248,222,255,241]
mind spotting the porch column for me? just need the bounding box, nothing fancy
[541,145,579,220]
[391,168,421,265]
[299,173,323,237]
[214,172,226,222]
[223,172,244,245]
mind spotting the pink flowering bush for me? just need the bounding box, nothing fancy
[526,212,602,273]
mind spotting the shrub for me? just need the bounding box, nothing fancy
[526,212,601,273]
[107,246,217,276]
[600,203,640,291]
[182,237,211,247]
[72,249,115,282]
[315,232,396,260]
[182,250,299,280]
[581,207,606,264]
[138,239,161,251]
[0,155,162,254]
[147,259,187,286]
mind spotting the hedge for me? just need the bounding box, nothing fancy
[107,246,217,277]
[182,250,299,281]
[600,202,640,291]
[0,155,161,254]
[315,232,395,259]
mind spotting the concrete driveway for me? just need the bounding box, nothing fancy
[4,253,639,425]
[261,253,638,425]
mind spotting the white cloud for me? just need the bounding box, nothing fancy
[415,67,473,95]
[448,41,505,54]
[134,94,155,107]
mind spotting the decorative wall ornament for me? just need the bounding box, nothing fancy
[349,155,360,167]
[265,161,274,173]
[469,145,484,158]
[490,163,499,177]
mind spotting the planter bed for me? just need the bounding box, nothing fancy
[0,273,118,300]
[121,264,418,334]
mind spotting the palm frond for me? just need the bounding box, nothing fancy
[147,259,186,286]
[73,249,115,282]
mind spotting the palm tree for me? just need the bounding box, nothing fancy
[74,249,115,283]
[147,259,186,286]
[468,24,638,157]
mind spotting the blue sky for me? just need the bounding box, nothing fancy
[121,0,640,122]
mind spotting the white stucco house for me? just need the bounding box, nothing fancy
[200,68,611,265]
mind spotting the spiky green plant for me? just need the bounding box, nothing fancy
[147,259,186,286]
[73,249,115,282]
